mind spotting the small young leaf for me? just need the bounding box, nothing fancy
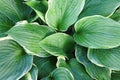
[74,15,120,49]
[0,39,33,80]
[79,0,120,18]
[8,21,54,57]
[46,0,85,31]
[39,33,75,57]
[50,67,74,80]
[88,46,120,70]
[75,46,111,80]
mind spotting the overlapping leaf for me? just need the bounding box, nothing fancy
[0,13,14,35]
[40,67,74,80]
[57,57,93,80]
[8,21,54,57]
[49,67,74,80]
[88,46,120,70]
[74,15,120,49]
[33,56,56,79]
[111,71,120,80]
[26,0,48,22]
[39,33,75,57]
[20,65,38,80]
[0,0,32,35]
[75,46,111,80]
[0,0,32,22]
[0,39,33,80]
[46,0,85,31]
[79,0,120,18]
[110,7,120,22]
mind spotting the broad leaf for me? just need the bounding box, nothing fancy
[39,33,75,57]
[57,57,93,80]
[79,0,120,18]
[50,67,74,80]
[75,46,111,80]
[33,56,56,79]
[111,71,120,80]
[0,39,33,80]
[46,0,85,31]
[0,0,32,35]
[74,15,120,49]
[26,1,48,22]
[20,64,38,80]
[88,46,120,70]
[8,21,54,57]
[0,0,32,22]
[0,13,14,35]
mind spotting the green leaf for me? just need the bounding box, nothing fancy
[0,0,32,22]
[33,56,56,79]
[26,1,48,22]
[41,77,50,80]
[39,33,75,57]
[88,46,120,70]
[75,46,111,80]
[50,67,74,80]
[57,58,93,80]
[110,7,120,22]
[20,64,38,80]
[79,0,120,19]
[74,15,120,49]
[0,39,33,80]
[8,21,54,57]
[0,0,32,35]
[0,13,14,35]
[111,71,120,80]
[46,0,85,31]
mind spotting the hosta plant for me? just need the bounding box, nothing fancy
[0,0,120,80]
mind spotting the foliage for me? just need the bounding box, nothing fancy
[0,0,120,80]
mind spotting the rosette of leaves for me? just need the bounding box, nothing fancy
[0,0,120,80]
